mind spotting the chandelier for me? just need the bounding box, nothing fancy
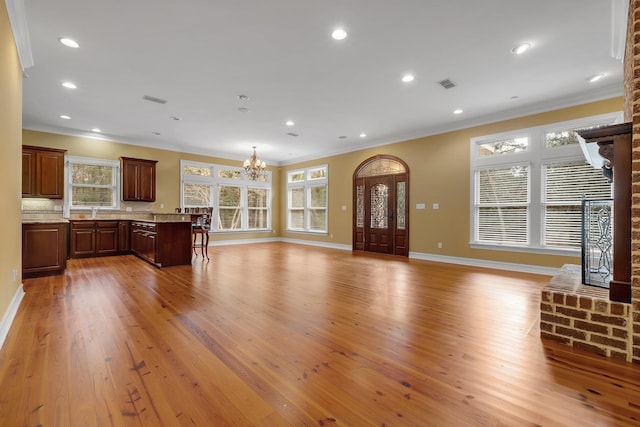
[243,146,267,180]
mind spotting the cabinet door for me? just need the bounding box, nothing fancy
[122,161,140,201]
[145,233,157,263]
[22,149,36,196]
[22,223,67,277]
[118,221,130,253]
[130,227,142,255]
[70,223,96,258]
[96,222,119,255]
[36,150,65,198]
[138,162,156,201]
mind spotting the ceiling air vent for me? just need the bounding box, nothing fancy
[437,79,456,89]
[142,95,168,104]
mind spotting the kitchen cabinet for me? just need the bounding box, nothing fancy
[70,220,130,258]
[118,221,130,252]
[121,157,157,202]
[22,222,67,278]
[22,145,66,199]
[131,221,192,267]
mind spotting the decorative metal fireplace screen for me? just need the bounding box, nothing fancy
[581,199,613,288]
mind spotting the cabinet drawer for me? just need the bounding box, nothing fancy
[71,221,96,229]
[97,221,119,229]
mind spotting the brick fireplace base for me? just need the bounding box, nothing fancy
[541,264,634,362]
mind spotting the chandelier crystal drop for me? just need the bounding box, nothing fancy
[243,146,267,180]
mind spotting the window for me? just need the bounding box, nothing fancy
[180,160,271,232]
[470,112,620,254]
[286,165,328,233]
[67,156,120,209]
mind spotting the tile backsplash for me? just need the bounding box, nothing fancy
[21,199,155,221]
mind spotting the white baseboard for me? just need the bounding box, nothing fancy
[279,238,352,251]
[0,284,25,351]
[209,237,281,246]
[409,252,559,276]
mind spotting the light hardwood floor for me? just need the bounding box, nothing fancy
[1,242,639,426]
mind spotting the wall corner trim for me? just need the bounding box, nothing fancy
[0,283,24,351]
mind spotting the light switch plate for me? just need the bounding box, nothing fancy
[416,203,426,209]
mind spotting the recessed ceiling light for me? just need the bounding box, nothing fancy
[61,81,77,89]
[587,73,605,83]
[360,133,367,138]
[453,109,463,115]
[59,37,79,48]
[338,135,347,139]
[331,28,347,40]
[60,115,70,120]
[287,132,299,137]
[402,74,415,83]
[510,95,519,100]
[286,120,295,126]
[237,94,249,101]
[170,116,180,121]
[152,131,161,136]
[238,107,249,113]
[91,128,101,133]
[511,43,531,55]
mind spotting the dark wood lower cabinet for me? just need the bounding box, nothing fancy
[131,221,192,267]
[68,219,190,267]
[70,220,130,258]
[22,222,67,278]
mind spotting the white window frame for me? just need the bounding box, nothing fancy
[286,165,328,233]
[470,112,621,255]
[180,160,272,232]
[65,156,120,211]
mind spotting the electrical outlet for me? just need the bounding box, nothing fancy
[437,242,443,249]
[12,268,17,281]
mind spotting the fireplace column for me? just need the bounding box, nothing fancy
[577,123,632,303]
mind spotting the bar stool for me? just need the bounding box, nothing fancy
[192,207,212,259]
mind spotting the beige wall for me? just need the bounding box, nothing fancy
[281,97,623,268]
[0,5,24,321]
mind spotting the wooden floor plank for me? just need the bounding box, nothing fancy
[0,242,639,426]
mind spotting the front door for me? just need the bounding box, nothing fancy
[353,155,409,256]
[364,176,394,254]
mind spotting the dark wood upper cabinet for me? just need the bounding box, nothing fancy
[121,157,157,202]
[22,145,66,199]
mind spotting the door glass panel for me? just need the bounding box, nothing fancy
[370,183,389,229]
[397,181,406,230]
[356,184,364,228]
[357,159,406,177]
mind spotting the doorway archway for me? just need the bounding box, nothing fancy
[353,155,409,256]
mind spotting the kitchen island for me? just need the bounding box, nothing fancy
[130,218,192,267]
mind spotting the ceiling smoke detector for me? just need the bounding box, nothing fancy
[437,79,456,89]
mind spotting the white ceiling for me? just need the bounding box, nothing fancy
[17,0,625,165]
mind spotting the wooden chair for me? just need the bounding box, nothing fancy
[192,207,212,259]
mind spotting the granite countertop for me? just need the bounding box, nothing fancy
[22,219,69,224]
[22,213,191,224]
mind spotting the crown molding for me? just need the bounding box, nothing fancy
[610,0,628,61]
[5,0,34,70]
